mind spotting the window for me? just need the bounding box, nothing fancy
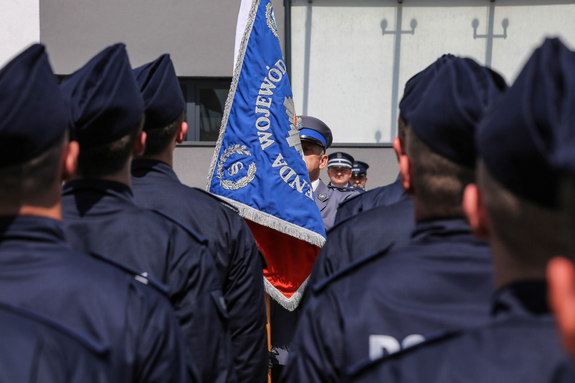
[179,78,231,143]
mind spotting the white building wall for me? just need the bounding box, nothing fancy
[290,0,575,144]
[0,0,40,67]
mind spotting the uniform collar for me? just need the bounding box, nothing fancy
[131,158,179,182]
[491,280,550,318]
[63,179,133,200]
[411,217,474,242]
[311,178,320,191]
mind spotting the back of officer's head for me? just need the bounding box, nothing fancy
[477,38,575,266]
[60,43,144,178]
[133,54,185,156]
[398,54,456,145]
[0,44,70,205]
[403,57,506,217]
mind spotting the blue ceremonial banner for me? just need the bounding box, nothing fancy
[207,0,325,309]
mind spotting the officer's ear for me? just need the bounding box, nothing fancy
[133,131,147,157]
[176,121,188,144]
[319,152,328,170]
[398,152,413,194]
[392,137,403,163]
[463,183,489,238]
[547,257,575,357]
[61,140,79,182]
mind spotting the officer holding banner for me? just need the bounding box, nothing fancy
[298,116,359,230]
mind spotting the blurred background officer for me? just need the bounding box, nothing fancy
[282,56,506,382]
[350,161,369,190]
[302,56,457,296]
[348,38,575,383]
[130,54,267,383]
[0,44,193,383]
[327,151,355,188]
[59,43,230,383]
[298,116,359,230]
[0,302,111,383]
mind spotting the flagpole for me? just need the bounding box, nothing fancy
[266,293,272,383]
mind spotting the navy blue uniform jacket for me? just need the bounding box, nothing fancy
[304,196,414,300]
[0,215,193,383]
[282,218,494,382]
[334,175,406,224]
[348,282,573,383]
[62,179,231,383]
[131,158,267,383]
[0,302,111,383]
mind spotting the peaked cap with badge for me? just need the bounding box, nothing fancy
[133,54,186,131]
[327,152,355,169]
[0,44,69,166]
[298,115,333,150]
[352,161,369,176]
[60,43,144,148]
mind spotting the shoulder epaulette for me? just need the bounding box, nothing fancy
[312,243,395,295]
[88,252,170,297]
[190,187,240,214]
[346,329,463,377]
[150,208,208,245]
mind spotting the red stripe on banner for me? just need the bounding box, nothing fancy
[246,220,320,299]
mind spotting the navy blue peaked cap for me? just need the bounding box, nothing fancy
[0,44,69,166]
[133,54,185,131]
[352,161,369,175]
[479,38,575,209]
[60,43,144,148]
[298,115,333,150]
[407,57,507,168]
[399,54,456,124]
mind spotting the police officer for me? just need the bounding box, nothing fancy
[0,303,111,383]
[130,54,268,383]
[282,56,506,382]
[327,151,355,188]
[333,56,459,224]
[298,116,359,230]
[303,55,455,294]
[350,161,369,190]
[59,44,231,383]
[0,44,193,383]
[347,38,575,383]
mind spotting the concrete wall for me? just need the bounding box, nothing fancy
[290,0,575,144]
[0,0,40,67]
[40,0,284,75]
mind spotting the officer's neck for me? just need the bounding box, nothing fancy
[413,197,465,222]
[0,193,62,221]
[76,162,133,187]
[139,151,173,168]
[490,235,548,289]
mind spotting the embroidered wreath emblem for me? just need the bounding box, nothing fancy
[217,144,257,190]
